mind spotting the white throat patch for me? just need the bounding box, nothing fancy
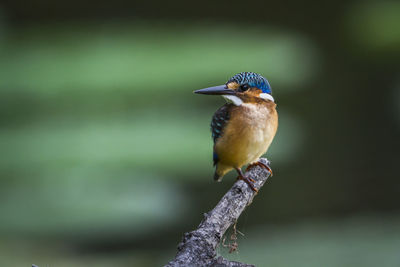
[222,95,243,106]
[260,93,275,102]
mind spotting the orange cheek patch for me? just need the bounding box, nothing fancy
[226,82,240,90]
[247,88,263,97]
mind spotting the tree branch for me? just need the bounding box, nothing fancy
[165,158,272,267]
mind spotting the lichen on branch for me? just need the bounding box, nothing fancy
[165,158,272,267]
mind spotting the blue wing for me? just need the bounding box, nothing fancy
[210,104,232,166]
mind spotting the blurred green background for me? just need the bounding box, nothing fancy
[0,0,399,266]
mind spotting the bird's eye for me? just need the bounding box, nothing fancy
[239,84,249,92]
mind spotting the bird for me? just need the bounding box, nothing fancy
[194,72,278,192]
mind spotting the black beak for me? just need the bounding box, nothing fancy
[194,85,236,95]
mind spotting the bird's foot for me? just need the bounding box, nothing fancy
[236,174,258,193]
[246,160,273,176]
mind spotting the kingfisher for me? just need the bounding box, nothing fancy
[194,72,278,192]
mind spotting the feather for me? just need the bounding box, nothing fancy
[210,104,233,165]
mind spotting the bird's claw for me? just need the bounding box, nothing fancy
[237,175,258,193]
[246,160,273,176]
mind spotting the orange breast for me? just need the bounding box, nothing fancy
[214,101,278,169]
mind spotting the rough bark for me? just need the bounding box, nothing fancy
[165,158,272,267]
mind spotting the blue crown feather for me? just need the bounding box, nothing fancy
[227,72,271,94]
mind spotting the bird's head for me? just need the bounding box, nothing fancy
[194,72,274,106]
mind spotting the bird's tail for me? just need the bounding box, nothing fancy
[214,171,222,182]
[214,164,232,182]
